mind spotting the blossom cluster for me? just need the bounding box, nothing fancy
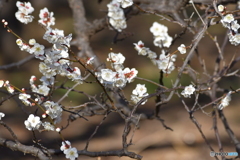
[43,101,62,124]
[15,1,34,24]
[150,22,173,48]
[9,2,84,157]
[107,0,127,32]
[95,52,138,88]
[134,40,176,74]
[14,2,83,101]
[23,103,60,131]
[60,141,79,160]
[218,4,240,46]
[131,84,149,105]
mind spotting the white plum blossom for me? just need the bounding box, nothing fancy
[66,67,82,82]
[114,75,127,88]
[16,1,34,14]
[24,114,41,131]
[100,69,117,83]
[64,147,78,160]
[228,33,240,46]
[131,84,149,105]
[42,122,55,131]
[133,40,157,58]
[222,14,234,24]
[117,0,133,8]
[218,5,225,12]
[154,51,176,74]
[19,93,32,106]
[108,7,125,19]
[29,39,36,45]
[150,22,173,48]
[39,62,57,78]
[123,67,138,83]
[60,141,79,160]
[60,141,71,151]
[38,7,55,27]
[107,52,125,65]
[178,44,186,54]
[30,75,36,85]
[4,81,14,94]
[107,0,127,32]
[133,40,148,56]
[219,91,232,110]
[16,39,23,46]
[107,52,125,71]
[231,20,240,32]
[36,84,50,96]
[43,101,62,124]
[96,52,138,88]
[0,112,5,120]
[14,2,81,86]
[150,22,168,36]
[132,84,148,97]
[40,76,55,86]
[153,34,173,48]
[133,40,177,75]
[109,16,127,32]
[86,56,96,65]
[181,84,196,98]
[0,80,4,87]
[16,39,31,52]
[29,43,45,60]
[218,8,240,46]
[43,28,72,48]
[56,128,61,132]
[133,40,157,60]
[221,14,235,29]
[15,1,34,24]
[147,50,157,59]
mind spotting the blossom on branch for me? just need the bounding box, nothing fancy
[4,81,14,94]
[218,5,225,12]
[43,101,62,124]
[155,51,176,74]
[42,122,55,131]
[38,7,55,27]
[219,91,232,110]
[64,147,78,160]
[181,84,195,98]
[15,1,34,24]
[178,44,186,54]
[60,141,79,160]
[24,114,41,131]
[131,84,149,105]
[107,0,127,32]
[19,93,32,106]
[150,22,173,48]
[117,0,133,8]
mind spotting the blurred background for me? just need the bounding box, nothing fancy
[0,0,240,160]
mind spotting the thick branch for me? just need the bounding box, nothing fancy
[0,55,34,70]
[0,138,50,160]
[79,149,142,159]
[68,0,102,67]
